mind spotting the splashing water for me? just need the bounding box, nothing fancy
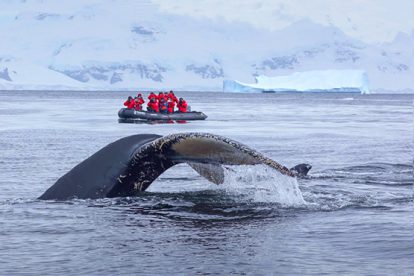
[218,165,306,206]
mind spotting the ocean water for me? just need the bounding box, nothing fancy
[0,90,412,275]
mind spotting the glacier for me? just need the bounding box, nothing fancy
[223,70,370,94]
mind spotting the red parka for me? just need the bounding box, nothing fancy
[147,100,159,112]
[124,99,135,109]
[136,97,144,105]
[157,93,168,102]
[168,93,178,103]
[177,100,188,113]
[148,93,157,100]
[134,98,144,110]
[167,100,175,113]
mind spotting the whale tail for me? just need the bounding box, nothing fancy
[39,133,310,200]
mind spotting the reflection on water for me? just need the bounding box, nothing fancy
[118,118,182,124]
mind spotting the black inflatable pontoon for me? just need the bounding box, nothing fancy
[118,108,207,121]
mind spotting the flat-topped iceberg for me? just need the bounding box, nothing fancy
[223,70,370,94]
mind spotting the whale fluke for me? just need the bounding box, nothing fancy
[188,163,225,185]
[39,133,309,200]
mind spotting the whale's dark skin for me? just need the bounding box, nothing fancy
[39,133,311,200]
[290,164,312,177]
[39,134,163,200]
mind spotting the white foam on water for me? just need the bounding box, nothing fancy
[218,165,306,206]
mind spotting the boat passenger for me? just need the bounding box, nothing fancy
[167,99,176,113]
[148,92,157,101]
[157,92,166,102]
[159,98,168,114]
[147,98,159,113]
[177,98,188,113]
[134,95,145,111]
[168,90,178,103]
[164,93,170,102]
[137,94,145,104]
[123,96,135,109]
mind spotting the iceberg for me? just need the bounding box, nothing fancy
[223,70,370,94]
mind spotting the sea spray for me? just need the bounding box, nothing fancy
[219,165,306,206]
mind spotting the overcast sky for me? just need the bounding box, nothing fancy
[153,0,414,44]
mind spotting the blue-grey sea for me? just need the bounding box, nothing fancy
[0,91,413,275]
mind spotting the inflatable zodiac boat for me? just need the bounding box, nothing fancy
[118,108,207,121]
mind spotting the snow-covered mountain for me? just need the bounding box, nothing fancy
[0,0,413,92]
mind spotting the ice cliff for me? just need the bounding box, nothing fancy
[223,70,370,94]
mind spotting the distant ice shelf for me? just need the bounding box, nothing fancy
[223,70,370,94]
